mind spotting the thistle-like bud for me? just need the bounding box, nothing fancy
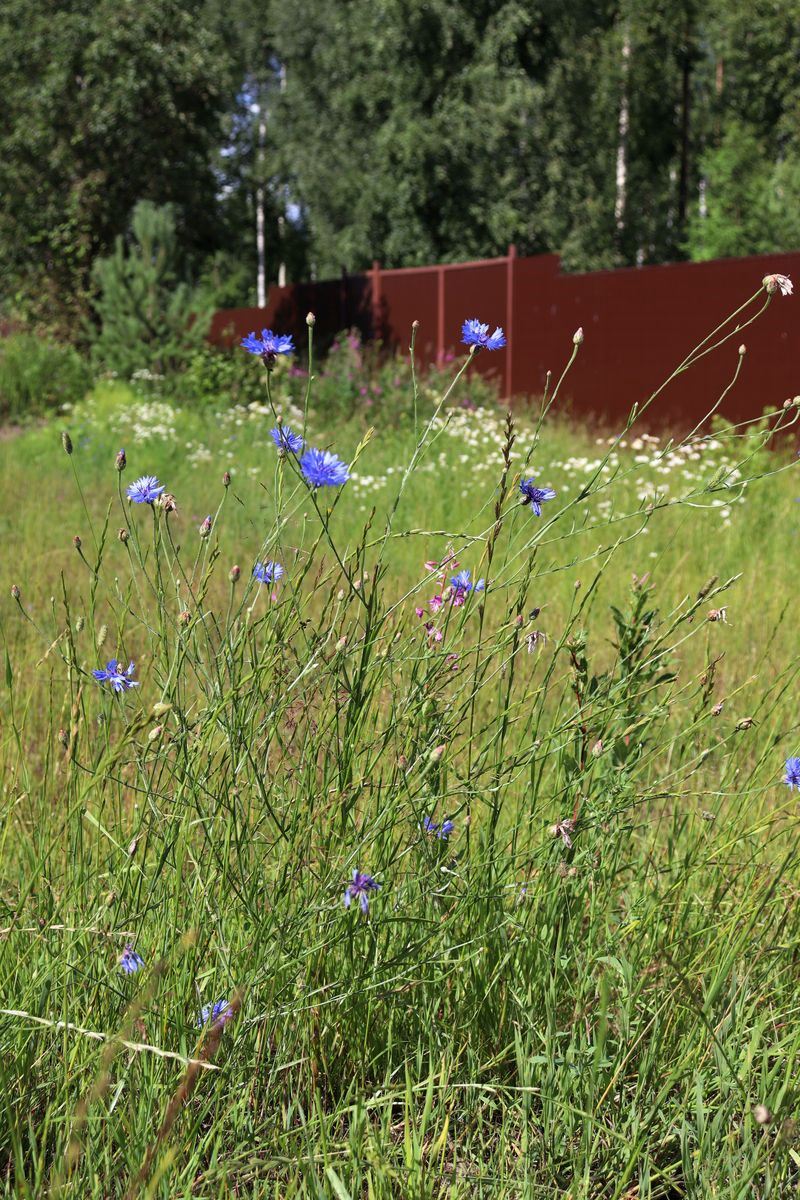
[573,327,584,345]
[513,613,524,627]
[118,528,129,544]
[96,624,108,648]
[229,564,240,583]
[73,535,81,550]
[61,431,73,455]
[429,744,446,763]
[178,610,191,627]
[306,311,316,327]
[115,448,127,471]
[199,515,212,539]
[10,584,20,600]
[222,470,231,487]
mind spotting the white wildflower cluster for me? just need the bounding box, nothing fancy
[109,401,180,444]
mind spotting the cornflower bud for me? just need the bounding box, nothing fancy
[735,717,754,731]
[573,327,584,345]
[412,319,420,331]
[118,527,129,543]
[306,311,316,327]
[222,470,231,487]
[115,448,127,471]
[429,744,446,763]
[335,636,348,653]
[10,584,20,601]
[199,515,212,538]
[229,564,240,583]
[148,725,163,742]
[738,344,746,356]
[61,431,73,455]
[73,535,81,550]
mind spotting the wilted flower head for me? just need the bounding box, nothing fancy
[119,944,144,975]
[197,999,234,1028]
[115,448,127,472]
[519,475,557,516]
[253,560,284,585]
[784,756,800,789]
[300,447,350,488]
[126,475,165,505]
[270,425,304,454]
[763,273,793,296]
[343,870,380,914]
[118,528,129,544]
[461,319,507,352]
[156,492,177,513]
[92,659,139,693]
[551,818,576,849]
[241,328,295,367]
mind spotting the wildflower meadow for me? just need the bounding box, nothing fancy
[3,276,800,1198]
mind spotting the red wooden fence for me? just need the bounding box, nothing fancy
[209,247,800,427]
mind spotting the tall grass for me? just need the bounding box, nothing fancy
[1,281,800,1198]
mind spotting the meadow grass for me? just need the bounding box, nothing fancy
[1,291,800,1198]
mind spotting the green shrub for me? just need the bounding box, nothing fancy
[169,342,268,408]
[91,201,212,378]
[0,333,93,419]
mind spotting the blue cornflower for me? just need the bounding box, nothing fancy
[270,425,304,454]
[343,870,380,915]
[784,757,800,789]
[300,447,350,488]
[126,475,165,504]
[253,560,284,585]
[92,659,139,693]
[461,319,507,352]
[241,329,295,366]
[422,816,455,840]
[197,999,234,1028]
[450,569,485,597]
[519,476,557,516]
[119,944,144,975]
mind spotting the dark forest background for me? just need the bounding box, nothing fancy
[2,0,799,337]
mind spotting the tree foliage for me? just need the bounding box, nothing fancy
[1,0,799,337]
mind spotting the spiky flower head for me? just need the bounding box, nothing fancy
[343,870,381,915]
[119,944,144,975]
[126,475,165,505]
[197,999,234,1028]
[461,319,507,352]
[300,447,350,488]
[519,476,557,516]
[422,816,455,839]
[92,659,139,693]
[241,328,295,367]
[253,560,284,585]
[270,425,304,454]
[784,756,800,789]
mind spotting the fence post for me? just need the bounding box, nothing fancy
[437,265,445,367]
[506,243,517,400]
[371,259,382,341]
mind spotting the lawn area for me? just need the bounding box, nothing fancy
[2,333,800,1198]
